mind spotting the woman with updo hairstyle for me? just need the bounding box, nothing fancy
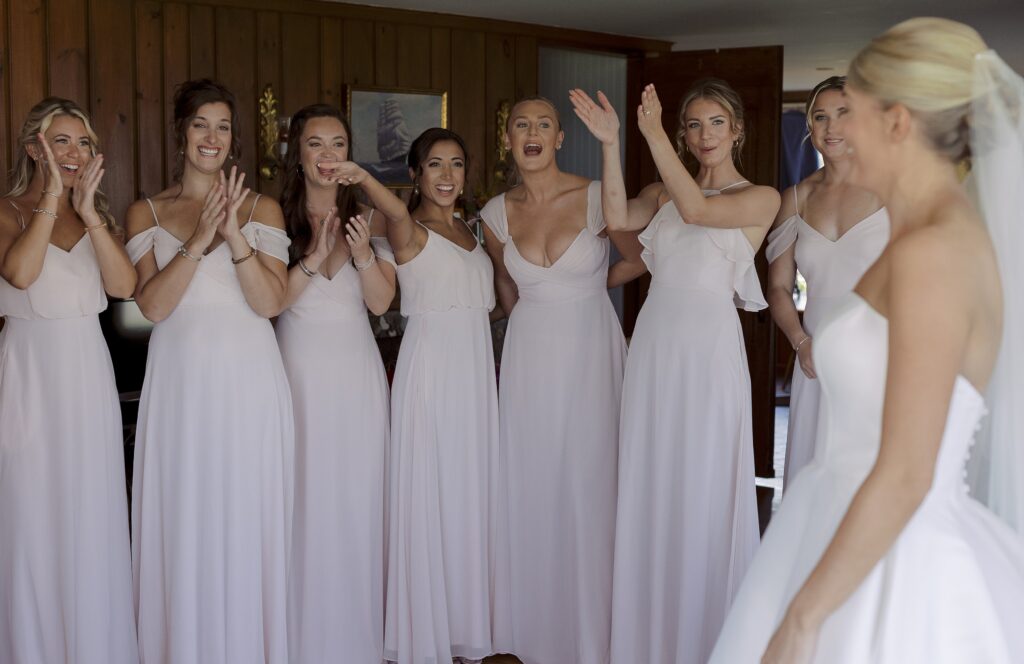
[325,127,498,663]
[766,76,890,486]
[573,78,780,663]
[712,18,1024,663]
[125,78,293,662]
[274,103,396,663]
[0,98,138,663]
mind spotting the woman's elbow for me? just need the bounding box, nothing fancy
[105,276,138,300]
[135,298,168,324]
[367,299,391,317]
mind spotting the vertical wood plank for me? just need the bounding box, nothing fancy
[450,29,485,193]
[188,4,214,80]
[514,35,538,100]
[255,10,281,197]
[396,24,430,89]
[162,2,188,184]
[374,22,396,87]
[135,0,164,196]
[429,27,451,93]
[47,0,88,104]
[215,6,256,186]
[342,19,374,88]
[485,33,516,189]
[320,17,342,107]
[0,0,11,180]
[90,0,135,218]
[280,13,319,114]
[8,0,46,134]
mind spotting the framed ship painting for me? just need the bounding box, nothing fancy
[345,86,449,187]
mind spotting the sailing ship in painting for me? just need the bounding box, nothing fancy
[364,98,414,183]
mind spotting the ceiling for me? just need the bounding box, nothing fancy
[345,0,1024,90]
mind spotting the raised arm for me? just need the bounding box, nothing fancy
[637,85,778,231]
[328,162,419,259]
[70,154,136,298]
[0,134,68,289]
[346,211,397,315]
[218,169,288,318]
[763,232,971,663]
[570,89,632,232]
[128,183,226,323]
[766,186,815,379]
[280,207,340,311]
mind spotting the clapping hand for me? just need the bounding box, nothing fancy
[218,165,251,239]
[71,154,106,226]
[304,207,340,270]
[35,132,65,198]
[345,214,374,266]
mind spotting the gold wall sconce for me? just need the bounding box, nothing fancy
[259,85,289,180]
[471,99,512,212]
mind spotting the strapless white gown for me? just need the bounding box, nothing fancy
[710,292,1024,663]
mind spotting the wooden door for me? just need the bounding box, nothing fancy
[623,46,783,531]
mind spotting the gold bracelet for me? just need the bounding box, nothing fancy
[32,207,57,219]
[232,246,258,265]
[41,190,60,199]
[84,223,107,233]
[793,335,811,352]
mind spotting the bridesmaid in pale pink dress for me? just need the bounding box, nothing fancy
[574,80,780,664]
[0,98,138,663]
[328,128,497,664]
[274,104,397,663]
[766,76,889,486]
[126,79,293,663]
[480,96,643,664]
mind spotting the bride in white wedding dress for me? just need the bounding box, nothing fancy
[710,17,1024,664]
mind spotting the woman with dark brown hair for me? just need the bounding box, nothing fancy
[0,97,138,664]
[273,103,395,663]
[125,78,293,663]
[573,78,780,663]
[327,127,497,664]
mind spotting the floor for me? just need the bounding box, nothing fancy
[471,407,794,664]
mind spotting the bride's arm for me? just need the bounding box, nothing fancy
[763,231,971,663]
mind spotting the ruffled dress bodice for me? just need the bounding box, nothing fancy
[639,191,766,312]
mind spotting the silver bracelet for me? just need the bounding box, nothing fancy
[32,207,57,219]
[793,335,811,352]
[297,258,317,278]
[177,244,202,262]
[353,254,376,271]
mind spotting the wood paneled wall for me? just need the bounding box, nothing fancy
[0,0,668,219]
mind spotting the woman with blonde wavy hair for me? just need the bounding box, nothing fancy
[766,76,889,487]
[0,97,138,663]
[711,17,1024,664]
[573,78,780,663]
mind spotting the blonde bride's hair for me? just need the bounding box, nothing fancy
[848,17,989,162]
